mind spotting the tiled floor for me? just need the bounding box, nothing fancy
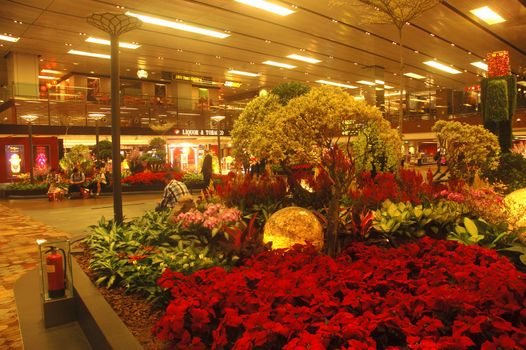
[0,204,69,350]
[0,193,160,349]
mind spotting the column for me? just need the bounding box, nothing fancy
[6,52,40,98]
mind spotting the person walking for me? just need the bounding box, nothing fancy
[201,150,213,189]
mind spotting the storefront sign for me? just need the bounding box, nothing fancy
[161,71,214,85]
[174,129,230,137]
[5,145,25,179]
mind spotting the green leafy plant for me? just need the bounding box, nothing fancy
[182,172,204,185]
[84,210,235,307]
[448,217,510,249]
[59,144,94,174]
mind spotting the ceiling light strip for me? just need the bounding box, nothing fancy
[423,61,461,74]
[227,69,260,77]
[125,12,230,39]
[470,61,488,71]
[0,34,19,42]
[234,0,295,16]
[86,37,140,49]
[67,49,110,59]
[262,60,296,69]
[316,80,357,89]
[286,54,321,64]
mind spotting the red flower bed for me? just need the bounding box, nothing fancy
[154,238,526,349]
[122,171,183,185]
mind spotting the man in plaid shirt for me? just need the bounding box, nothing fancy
[156,178,191,211]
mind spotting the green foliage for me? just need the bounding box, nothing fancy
[59,144,94,174]
[433,120,500,183]
[148,137,167,160]
[481,75,517,123]
[182,172,204,185]
[84,211,234,307]
[270,82,310,105]
[231,94,282,165]
[353,119,402,174]
[448,217,508,248]
[485,79,509,122]
[371,199,468,241]
[98,140,112,160]
[3,182,48,191]
[483,152,526,193]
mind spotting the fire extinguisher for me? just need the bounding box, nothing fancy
[46,247,66,298]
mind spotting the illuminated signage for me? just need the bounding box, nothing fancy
[224,81,242,88]
[174,129,230,136]
[5,145,25,179]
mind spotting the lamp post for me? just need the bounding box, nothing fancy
[89,113,105,164]
[210,115,226,174]
[88,12,141,224]
[21,114,39,183]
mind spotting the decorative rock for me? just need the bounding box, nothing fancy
[263,206,324,250]
[505,188,526,229]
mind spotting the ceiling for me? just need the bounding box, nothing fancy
[1,0,525,98]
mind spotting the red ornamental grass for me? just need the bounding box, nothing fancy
[153,238,526,349]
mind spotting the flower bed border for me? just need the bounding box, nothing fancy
[71,256,143,350]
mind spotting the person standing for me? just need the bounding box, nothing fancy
[201,150,213,189]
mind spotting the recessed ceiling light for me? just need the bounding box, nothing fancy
[286,54,321,64]
[375,80,384,84]
[68,50,110,59]
[227,69,260,77]
[316,80,357,89]
[423,60,461,74]
[234,0,295,16]
[41,69,62,74]
[470,61,488,71]
[73,62,79,65]
[0,34,19,42]
[125,11,230,38]
[262,60,296,69]
[86,37,140,49]
[470,6,506,25]
[404,72,425,79]
[356,80,375,86]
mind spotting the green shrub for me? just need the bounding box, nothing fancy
[484,152,526,193]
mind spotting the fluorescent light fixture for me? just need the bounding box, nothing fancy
[470,61,488,71]
[384,85,393,89]
[41,69,62,74]
[385,90,406,97]
[86,36,140,49]
[316,80,357,89]
[262,60,296,69]
[517,81,526,87]
[423,61,461,74]
[0,34,19,42]
[375,80,385,84]
[286,54,321,64]
[235,0,295,16]
[356,80,376,86]
[227,69,260,77]
[126,11,230,39]
[470,6,506,25]
[210,115,226,121]
[68,49,110,59]
[404,72,425,79]
[38,75,58,80]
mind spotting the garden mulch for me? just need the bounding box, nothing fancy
[75,247,167,350]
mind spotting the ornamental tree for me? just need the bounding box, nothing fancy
[234,85,398,256]
[432,120,500,184]
[59,144,94,175]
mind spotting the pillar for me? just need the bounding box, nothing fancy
[6,52,40,98]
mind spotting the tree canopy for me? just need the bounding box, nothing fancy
[432,120,500,183]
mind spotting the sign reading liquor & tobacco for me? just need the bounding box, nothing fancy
[174,129,230,137]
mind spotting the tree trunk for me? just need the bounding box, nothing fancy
[326,185,341,257]
[398,27,404,136]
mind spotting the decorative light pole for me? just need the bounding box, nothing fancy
[210,115,226,174]
[21,114,39,183]
[89,113,105,163]
[87,13,141,224]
